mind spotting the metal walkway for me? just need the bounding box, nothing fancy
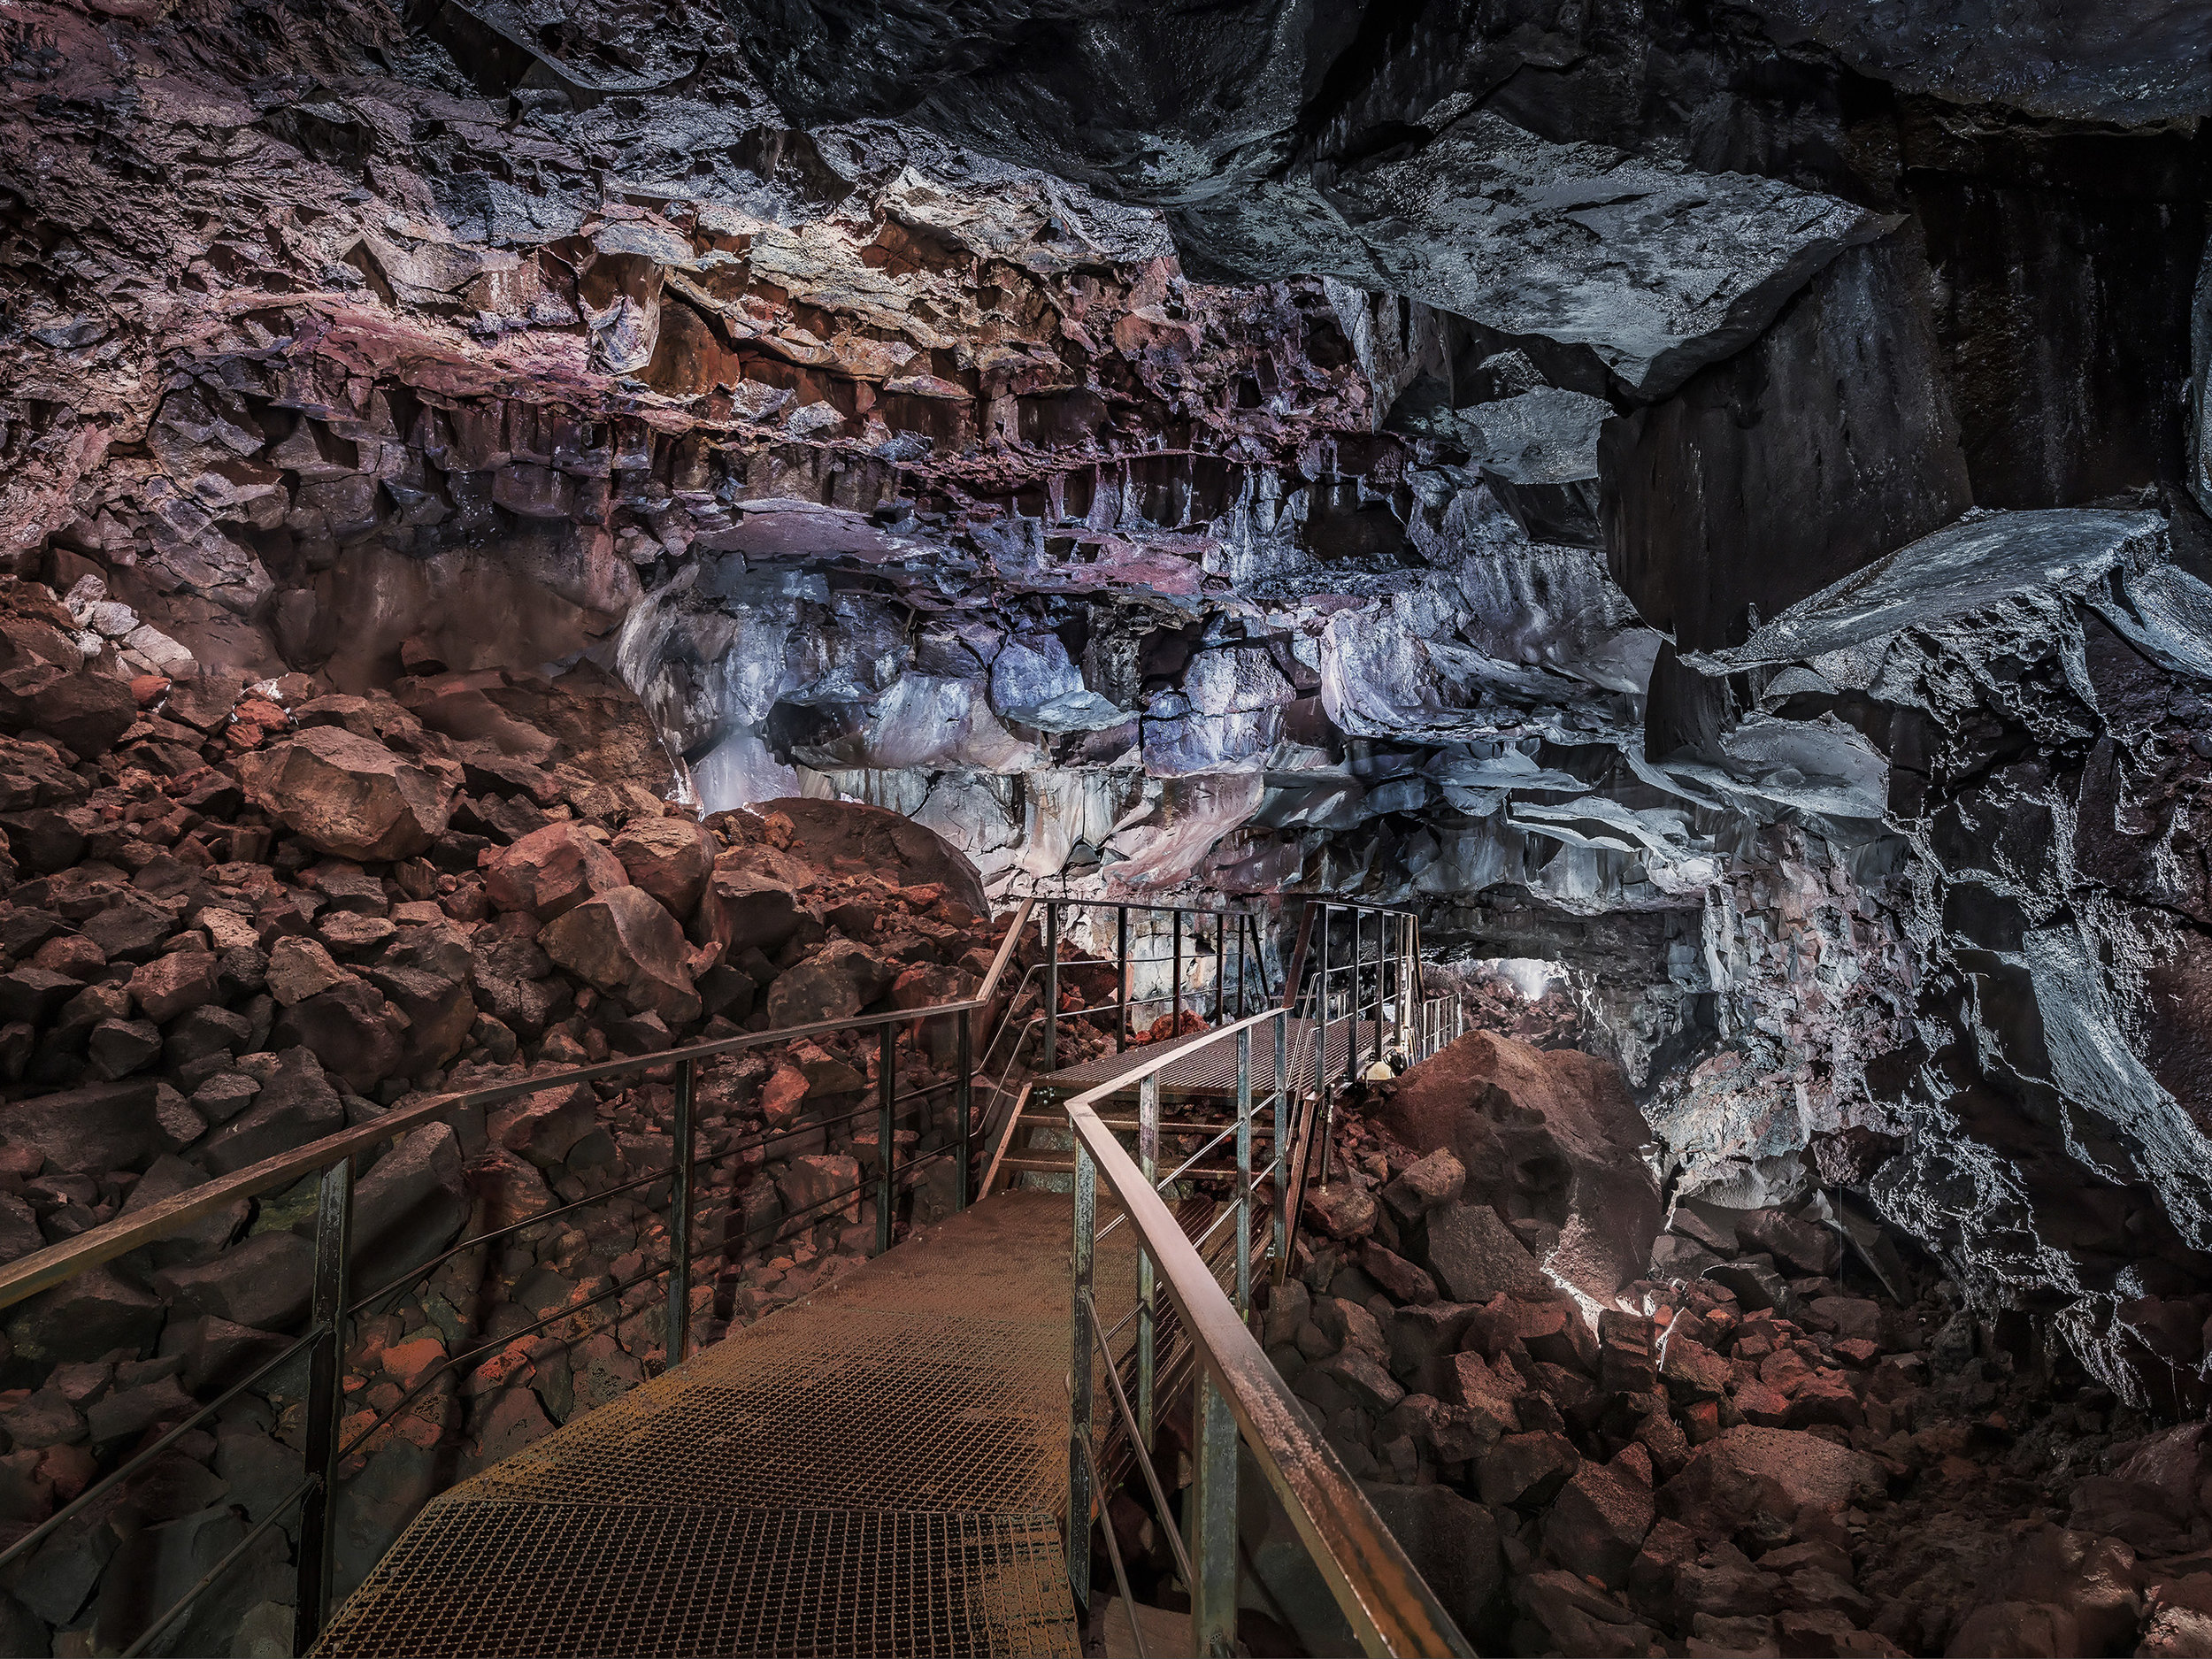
[1033,1016,1355,1102]
[316,1192,1143,1659]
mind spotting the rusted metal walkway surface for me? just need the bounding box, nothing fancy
[316,1192,1139,1658]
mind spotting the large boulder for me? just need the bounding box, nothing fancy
[1360,1482,1500,1646]
[691,859,803,960]
[611,816,714,918]
[541,886,700,1025]
[196,1048,344,1174]
[0,1079,175,1177]
[0,665,137,757]
[234,726,455,861]
[3,1266,165,1370]
[271,979,409,1093]
[764,939,895,1026]
[481,821,628,919]
[1382,1031,1661,1309]
[350,1125,468,1296]
[746,797,989,915]
[1659,1425,1888,1541]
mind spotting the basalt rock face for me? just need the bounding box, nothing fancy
[8,0,2212,1432]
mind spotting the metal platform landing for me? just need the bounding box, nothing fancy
[317,1192,1138,1659]
[1033,1016,1387,1102]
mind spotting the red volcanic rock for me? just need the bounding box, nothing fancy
[234,726,455,861]
[482,821,628,919]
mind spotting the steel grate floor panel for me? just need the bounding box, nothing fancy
[472,1311,1071,1514]
[317,1499,1078,1658]
[315,1193,1121,1658]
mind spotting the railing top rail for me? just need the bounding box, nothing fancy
[0,896,1038,1316]
[1062,1018,1473,1658]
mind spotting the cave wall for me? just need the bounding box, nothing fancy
[8,0,2212,1408]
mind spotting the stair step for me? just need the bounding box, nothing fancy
[997,1155,1260,1181]
[1016,1113,1275,1135]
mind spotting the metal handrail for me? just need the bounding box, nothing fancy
[0,898,1035,1312]
[1064,1010,1473,1659]
[0,891,1038,1655]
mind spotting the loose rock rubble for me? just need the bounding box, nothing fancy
[1234,1031,2212,1658]
[0,581,1019,1650]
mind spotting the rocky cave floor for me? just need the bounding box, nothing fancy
[0,576,1058,1655]
[1180,1057,2212,1659]
[0,561,2208,1658]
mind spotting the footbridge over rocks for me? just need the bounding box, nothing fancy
[0,896,1473,1658]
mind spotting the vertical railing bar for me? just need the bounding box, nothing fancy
[956,1009,973,1211]
[1234,1024,1252,1317]
[1137,1070,1158,1445]
[293,1155,351,1653]
[1272,1007,1290,1281]
[1115,903,1129,1053]
[1170,909,1182,1036]
[1043,901,1060,1074]
[668,1055,697,1367]
[1077,1430,1148,1659]
[1239,911,1256,1026]
[1213,910,1225,1024]
[1069,1141,1096,1612]
[1369,909,1382,1076]
[876,1022,896,1256]
[1189,1367,1239,1655]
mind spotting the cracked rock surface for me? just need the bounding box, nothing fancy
[7,0,2212,1647]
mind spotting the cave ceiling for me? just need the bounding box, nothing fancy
[9,0,2212,1402]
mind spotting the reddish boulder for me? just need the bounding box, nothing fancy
[764,939,895,1026]
[1544,1455,1656,1589]
[1382,1030,1660,1310]
[0,664,137,757]
[481,821,627,919]
[611,817,713,918]
[235,726,455,861]
[691,861,803,960]
[1661,1426,1886,1541]
[272,979,410,1092]
[265,936,349,1006]
[541,886,700,1025]
[127,951,219,1024]
[741,797,989,914]
[1943,1602,2078,1659]
[1303,1179,1378,1242]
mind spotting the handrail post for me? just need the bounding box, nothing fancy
[1137,1071,1158,1444]
[294,1155,352,1653]
[669,1056,696,1367]
[1369,910,1382,1075]
[1190,1366,1239,1656]
[876,1023,895,1256]
[1115,904,1129,1053]
[1170,909,1182,1036]
[1235,1024,1252,1317]
[1271,1009,1290,1282]
[1317,905,1330,1079]
[956,1009,973,1211]
[1213,911,1225,1024]
[1042,901,1060,1073]
[1234,910,1246,1018]
[1069,1141,1096,1614]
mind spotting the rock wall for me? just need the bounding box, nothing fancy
[0,609,1025,1651]
[10,0,2212,1428]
